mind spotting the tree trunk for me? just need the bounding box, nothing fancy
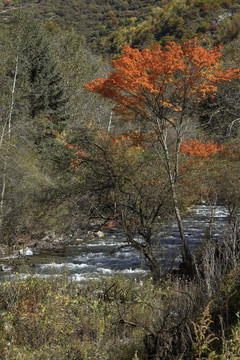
[143,246,161,284]
[0,55,18,238]
[162,137,193,270]
[125,231,161,283]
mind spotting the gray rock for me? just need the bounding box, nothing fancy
[19,247,33,256]
[95,231,105,238]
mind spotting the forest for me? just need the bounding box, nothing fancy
[0,0,240,359]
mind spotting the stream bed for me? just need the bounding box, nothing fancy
[0,206,230,282]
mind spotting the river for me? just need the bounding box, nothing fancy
[0,205,230,281]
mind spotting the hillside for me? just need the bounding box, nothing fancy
[0,0,240,56]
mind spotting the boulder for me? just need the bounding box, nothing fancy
[19,247,33,256]
[95,231,105,238]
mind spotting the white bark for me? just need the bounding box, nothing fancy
[151,116,193,267]
[107,111,113,132]
[0,54,19,236]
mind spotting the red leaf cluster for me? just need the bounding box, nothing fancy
[180,139,224,158]
[84,38,240,123]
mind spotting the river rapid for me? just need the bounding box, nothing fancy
[0,205,230,282]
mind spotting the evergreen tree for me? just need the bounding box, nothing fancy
[9,12,68,131]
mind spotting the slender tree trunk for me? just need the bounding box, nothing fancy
[170,181,192,266]
[107,111,113,132]
[161,136,193,269]
[0,55,18,238]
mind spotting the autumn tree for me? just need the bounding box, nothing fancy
[85,38,240,270]
[66,127,173,283]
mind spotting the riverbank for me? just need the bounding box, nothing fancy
[0,229,90,276]
[0,209,239,359]
[0,227,116,278]
[0,261,239,360]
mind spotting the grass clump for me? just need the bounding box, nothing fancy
[0,276,152,359]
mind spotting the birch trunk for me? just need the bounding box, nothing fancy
[153,117,193,269]
[0,55,18,237]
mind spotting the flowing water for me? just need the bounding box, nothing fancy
[0,206,230,281]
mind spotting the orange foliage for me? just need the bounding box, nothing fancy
[101,213,120,230]
[64,142,88,167]
[180,139,240,159]
[71,148,88,167]
[65,143,81,150]
[180,139,224,158]
[84,38,240,123]
[111,130,148,150]
[179,139,240,179]
[101,220,116,230]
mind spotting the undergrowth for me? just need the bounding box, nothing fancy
[0,263,239,359]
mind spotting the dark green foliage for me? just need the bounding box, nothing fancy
[11,13,68,127]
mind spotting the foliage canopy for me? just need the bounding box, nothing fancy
[85,38,240,125]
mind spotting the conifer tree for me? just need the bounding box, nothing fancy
[9,12,68,130]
